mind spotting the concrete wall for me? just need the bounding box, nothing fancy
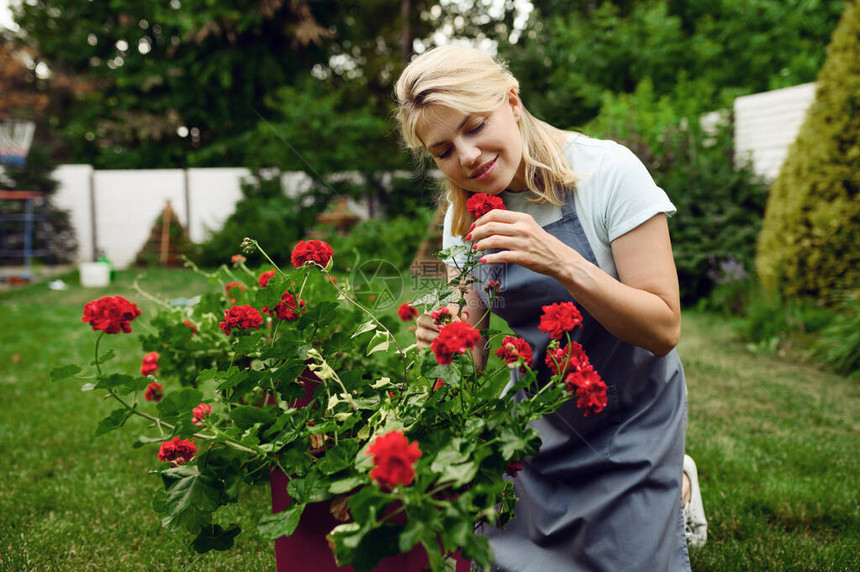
[734,82,816,182]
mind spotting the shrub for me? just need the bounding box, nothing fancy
[756,2,860,305]
[196,172,325,268]
[586,81,769,304]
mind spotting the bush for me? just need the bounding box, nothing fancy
[321,209,434,275]
[196,172,325,268]
[756,2,860,305]
[586,81,769,304]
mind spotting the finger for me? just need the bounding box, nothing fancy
[467,221,519,242]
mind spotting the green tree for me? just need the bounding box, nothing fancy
[503,0,845,129]
[756,0,860,304]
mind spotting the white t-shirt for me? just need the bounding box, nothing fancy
[442,133,676,279]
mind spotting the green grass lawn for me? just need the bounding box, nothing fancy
[1,269,858,571]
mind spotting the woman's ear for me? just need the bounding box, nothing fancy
[508,89,523,122]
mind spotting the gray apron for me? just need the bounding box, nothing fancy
[474,197,691,571]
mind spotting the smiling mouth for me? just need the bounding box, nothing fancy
[470,157,497,179]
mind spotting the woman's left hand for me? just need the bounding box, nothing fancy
[467,209,579,279]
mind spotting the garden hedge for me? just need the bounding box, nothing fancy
[756,1,860,304]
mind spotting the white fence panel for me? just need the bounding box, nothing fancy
[187,168,250,243]
[51,164,94,263]
[734,82,816,181]
[92,169,186,269]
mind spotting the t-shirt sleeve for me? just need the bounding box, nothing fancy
[441,204,470,267]
[598,143,676,243]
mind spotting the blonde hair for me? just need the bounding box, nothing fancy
[395,45,579,236]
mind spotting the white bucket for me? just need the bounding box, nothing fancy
[79,262,110,288]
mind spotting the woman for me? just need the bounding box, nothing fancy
[395,45,691,571]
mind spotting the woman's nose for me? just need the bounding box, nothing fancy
[459,143,480,167]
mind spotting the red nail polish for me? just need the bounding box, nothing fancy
[465,233,472,240]
[479,257,487,263]
[472,244,478,250]
[470,222,476,230]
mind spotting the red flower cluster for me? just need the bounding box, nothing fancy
[545,341,590,376]
[231,254,246,265]
[81,296,141,334]
[430,306,453,326]
[494,336,534,372]
[538,301,583,340]
[431,321,481,365]
[506,460,523,478]
[262,292,306,322]
[192,403,211,426]
[484,280,501,295]
[258,269,276,288]
[466,193,506,219]
[140,351,159,376]
[366,430,422,491]
[397,303,418,322]
[291,240,334,269]
[564,366,608,417]
[157,437,196,465]
[225,281,246,302]
[219,305,264,335]
[144,381,164,402]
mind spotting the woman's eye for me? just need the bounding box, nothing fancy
[438,148,452,159]
[467,122,485,134]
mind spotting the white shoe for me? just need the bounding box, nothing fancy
[683,454,708,548]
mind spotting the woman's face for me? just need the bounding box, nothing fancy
[416,92,526,194]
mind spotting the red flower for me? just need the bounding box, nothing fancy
[81,296,141,334]
[430,306,453,326]
[494,336,534,372]
[157,437,196,465]
[366,430,422,491]
[545,342,590,376]
[144,381,164,402]
[231,254,246,265]
[466,193,507,219]
[140,351,159,376]
[192,403,212,426]
[262,291,306,322]
[484,280,501,294]
[538,301,583,340]
[183,319,197,335]
[564,366,608,417]
[225,281,246,302]
[258,269,276,288]
[397,303,418,322]
[433,378,445,391]
[219,305,264,335]
[430,321,481,365]
[506,460,523,478]
[291,240,334,269]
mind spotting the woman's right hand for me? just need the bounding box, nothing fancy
[415,312,442,348]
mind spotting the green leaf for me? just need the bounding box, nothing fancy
[287,470,329,504]
[157,388,204,422]
[316,439,360,476]
[329,475,365,495]
[234,334,259,357]
[229,405,274,430]
[366,330,390,355]
[500,426,527,460]
[158,465,224,533]
[191,523,241,553]
[95,408,132,436]
[351,320,377,339]
[94,373,136,390]
[50,364,81,381]
[257,502,305,540]
[90,348,116,365]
